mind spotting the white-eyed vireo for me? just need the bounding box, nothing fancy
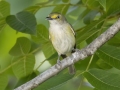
[46,12,76,74]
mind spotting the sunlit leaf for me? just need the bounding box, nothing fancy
[82,0,100,10]
[46,52,57,61]
[97,45,120,70]
[0,17,6,33]
[53,0,61,4]
[52,4,69,15]
[25,6,41,14]
[31,24,56,62]
[0,1,10,18]
[31,24,49,44]
[76,19,105,45]
[9,37,31,56]
[12,54,35,78]
[62,0,69,3]
[84,68,120,90]
[36,0,49,3]
[97,0,106,11]
[6,11,37,35]
[0,73,8,90]
[42,42,56,58]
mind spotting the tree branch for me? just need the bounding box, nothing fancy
[14,18,120,90]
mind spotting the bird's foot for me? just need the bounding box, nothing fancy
[55,59,62,70]
[75,48,80,52]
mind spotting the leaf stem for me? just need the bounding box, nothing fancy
[35,59,46,70]
[77,77,84,90]
[29,47,41,54]
[0,45,41,74]
[86,55,94,71]
[0,57,24,74]
[37,3,80,8]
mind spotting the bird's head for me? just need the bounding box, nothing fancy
[46,12,66,24]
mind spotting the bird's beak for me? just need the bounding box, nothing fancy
[46,17,53,20]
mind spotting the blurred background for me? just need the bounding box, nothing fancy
[1,0,119,90]
[0,0,94,90]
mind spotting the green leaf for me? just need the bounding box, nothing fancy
[107,32,120,46]
[9,37,31,56]
[14,72,37,88]
[31,24,56,61]
[96,59,112,70]
[97,0,106,11]
[72,7,90,29]
[0,17,6,33]
[97,45,120,70]
[52,4,69,15]
[35,71,74,90]
[31,24,49,44]
[84,68,120,90]
[76,55,99,71]
[0,1,10,18]
[42,42,56,58]
[93,88,99,90]
[113,32,120,41]
[36,0,49,4]
[6,11,37,35]
[76,19,105,45]
[82,0,100,10]
[62,0,69,3]
[106,0,120,16]
[46,52,57,61]
[25,6,41,14]
[12,54,35,78]
[83,10,98,24]
[0,73,8,90]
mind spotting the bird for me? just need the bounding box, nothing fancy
[46,12,76,74]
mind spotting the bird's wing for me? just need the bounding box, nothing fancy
[68,23,76,50]
[69,24,75,36]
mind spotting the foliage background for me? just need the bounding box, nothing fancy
[0,0,120,90]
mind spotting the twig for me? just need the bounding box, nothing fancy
[14,18,120,90]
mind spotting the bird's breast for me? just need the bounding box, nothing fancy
[49,24,75,55]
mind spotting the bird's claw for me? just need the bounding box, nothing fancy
[55,59,62,70]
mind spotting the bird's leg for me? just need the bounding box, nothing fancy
[74,48,80,52]
[72,44,80,52]
[57,55,61,64]
[72,47,80,53]
[55,55,62,70]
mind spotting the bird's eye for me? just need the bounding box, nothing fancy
[57,15,60,18]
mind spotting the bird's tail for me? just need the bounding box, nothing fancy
[61,54,76,74]
[68,65,76,74]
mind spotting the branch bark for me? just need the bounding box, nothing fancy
[14,18,120,90]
